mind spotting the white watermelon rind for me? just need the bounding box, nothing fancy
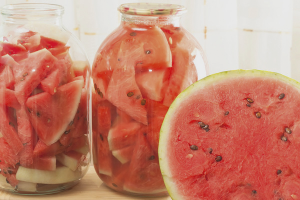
[158,69,300,200]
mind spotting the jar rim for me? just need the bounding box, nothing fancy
[118,3,187,16]
[1,3,64,16]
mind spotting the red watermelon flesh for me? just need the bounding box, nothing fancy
[123,132,165,193]
[16,106,34,167]
[145,99,169,119]
[26,79,83,145]
[66,135,88,152]
[5,174,18,187]
[14,49,57,105]
[32,156,56,171]
[98,106,111,135]
[163,46,198,107]
[96,133,113,176]
[0,106,23,154]
[27,35,66,53]
[93,70,112,100]
[135,69,170,102]
[161,25,185,49]
[0,66,15,89]
[159,70,300,199]
[0,137,19,166]
[144,116,165,154]
[107,119,142,151]
[112,145,134,164]
[40,69,60,95]
[119,24,172,70]
[0,88,20,109]
[0,42,28,62]
[106,66,147,125]
[116,109,132,123]
[33,140,65,157]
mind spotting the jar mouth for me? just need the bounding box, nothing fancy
[1,3,64,16]
[118,3,187,16]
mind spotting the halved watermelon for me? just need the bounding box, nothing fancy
[26,79,83,145]
[123,132,165,194]
[14,49,57,105]
[163,46,198,106]
[159,70,300,199]
[106,67,147,125]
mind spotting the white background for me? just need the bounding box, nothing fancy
[0,0,299,81]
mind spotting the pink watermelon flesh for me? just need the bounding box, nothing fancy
[96,133,113,176]
[32,156,56,171]
[0,55,18,89]
[0,106,23,154]
[40,69,60,95]
[16,106,34,167]
[0,88,20,109]
[108,119,142,151]
[26,79,83,145]
[160,71,300,199]
[33,140,65,157]
[135,69,170,102]
[123,132,165,193]
[14,49,57,105]
[0,137,19,166]
[106,67,147,125]
[0,42,28,62]
[163,46,198,107]
[98,106,111,134]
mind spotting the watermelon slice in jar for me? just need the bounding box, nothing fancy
[159,70,300,200]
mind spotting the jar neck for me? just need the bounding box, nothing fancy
[121,14,181,27]
[1,3,64,26]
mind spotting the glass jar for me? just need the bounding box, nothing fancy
[0,4,91,194]
[92,3,208,196]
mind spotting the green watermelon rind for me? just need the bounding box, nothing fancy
[158,69,300,200]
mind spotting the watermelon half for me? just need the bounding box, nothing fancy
[159,70,300,199]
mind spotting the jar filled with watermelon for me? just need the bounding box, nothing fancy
[0,4,91,194]
[92,3,208,196]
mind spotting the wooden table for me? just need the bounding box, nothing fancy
[0,167,172,200]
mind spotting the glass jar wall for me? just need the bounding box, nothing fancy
[0,3,91,194]
[92,3,208,196]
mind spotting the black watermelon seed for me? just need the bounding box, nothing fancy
[9,122,15,128]
[246,103,251,107]
[6,178,9,184]
[100,134,104,141]
[112,183,118,187]
[252,190,257,194]
[99,91,103,98]
[145,50,151,54]
[20,78,24,81]
[198,121,206,128]
[69,120,74,126]
[64,130,70,135]
[285,127,292,134]
[136,95,141,99]
[281,136,288,142]
[27,108,31,113]
[23,72,28,77]
[130,32,137,36]
[225,111,229,116]
[149,155,155,160]
[141,99,146,105]
[127,92,134,97]
[117,58,121,61]
[205,128,210,132]
[94,83,97,90]
[255,112,261,119]
[208,148,213,154]
[279,93,285,100]
[36,112,41,117]
[215,156,222,162]
[277,169,282,175]
[190,145,198,150]
[247,98,254,103]
[203,124,209,129]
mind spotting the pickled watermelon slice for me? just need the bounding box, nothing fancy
[26,79,83,145]
[159,70,300,199]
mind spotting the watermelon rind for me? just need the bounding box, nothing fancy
[16,166,81,184]
[158,69,300,200]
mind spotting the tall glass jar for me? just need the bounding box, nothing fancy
[92,3,208,196]
[0,4,91,194]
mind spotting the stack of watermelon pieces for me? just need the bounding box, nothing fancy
[92,22,206,194]
[0,30,90,191]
